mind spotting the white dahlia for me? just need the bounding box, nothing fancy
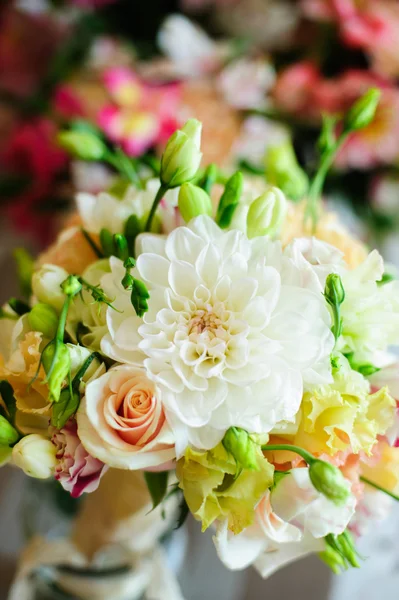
[101,216,334,452]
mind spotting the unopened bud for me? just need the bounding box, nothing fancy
[160,119,202,187]
[336,531,361,568]
[344,88,381,132]
[100,228,114,257]
[113,234,129,261]
[265,142,308,201]
[61,275,82,297]
[216,171,243,229]
[122,273,134,290]
[325,273,345,306]
[131,278,150,318]
[28,303,58,339]
[0,415,19,446]
[223,427,259,471]
[309,459,350,506]
[12,434,57,479]
[32,265,69,313]
[247,187,287,239]
[178,183,212,223]
[42,342,71,403]
[319,544,346,575]
[58,130,107,161]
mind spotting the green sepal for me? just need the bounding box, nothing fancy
[144,471,169,510]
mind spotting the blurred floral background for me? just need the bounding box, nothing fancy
[1,0,399,598]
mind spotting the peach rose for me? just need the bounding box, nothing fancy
[77,365,176,469]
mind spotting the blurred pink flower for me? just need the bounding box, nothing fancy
[52,420,107,498]
[333,71,399,169]
[273,61,322,119]
[98,67,182,156]
[1,118,68,243]
[274,65,399,169]
[302,0,399,78]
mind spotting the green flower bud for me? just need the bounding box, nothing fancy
[123,257,136,270]
[309,459,350,506]
[336,531,361,568]
[344,88,381,132]
[28,303,58,339]
[223,427,260,471]
[131,278,150,318]
[178,183,213,223]
[61,275,82,297]
[160,119,202,188]
[32,265,69,313]
[319,544,347,575]
[246,187,287,239]
[265,142,308,202]
[42,342,71,403]
[12,434,57,479]
[122,273,134,290]
[100,228,115,257]
[216,171,243,229]
[58,130,107,161]
[113,234,129,261]
[0,415,19,446]
[325,273,345,306]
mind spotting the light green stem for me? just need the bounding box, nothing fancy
[261,444,315,465]
[305,131,349,232]
[145,183,169,232]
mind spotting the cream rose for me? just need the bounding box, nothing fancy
[77,366,176,469]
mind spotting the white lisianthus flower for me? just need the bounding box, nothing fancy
[214,467,356,578]
[337,250,399,363]
[76,178,180,235]
[101,216,334,453]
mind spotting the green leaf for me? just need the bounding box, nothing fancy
[378,272,395,286]
[175,493,189,530]
[0,381,17,423]
[0,415,19,446]
[51,388,80,429]
[124,215,142,254]
[144,471,169,510]
[13,248,34,298]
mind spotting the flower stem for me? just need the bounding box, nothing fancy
[360,476,399,502]
[305,131,349,232]
[261,443,315,465]
[145,183,169,232]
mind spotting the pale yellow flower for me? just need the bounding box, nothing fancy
[176,443,274,534]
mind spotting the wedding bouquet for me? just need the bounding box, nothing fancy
[1,87,399,586]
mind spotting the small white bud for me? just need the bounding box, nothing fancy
[12,434,57,479]
[32,265,69,313]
